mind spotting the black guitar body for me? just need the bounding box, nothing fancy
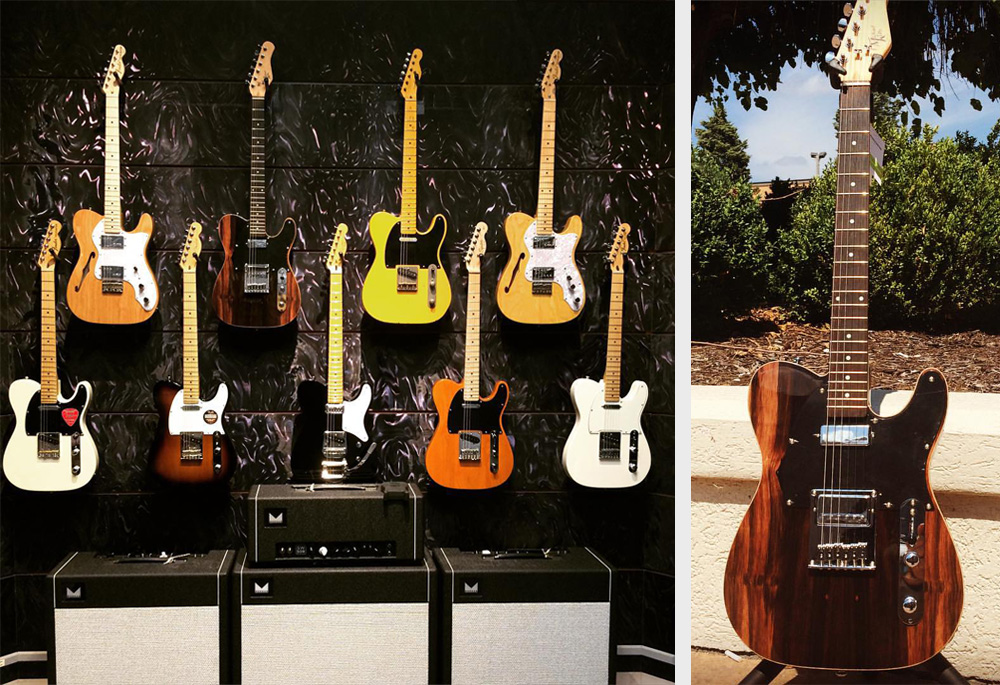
[289,380,372,482]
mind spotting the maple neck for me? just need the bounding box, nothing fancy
[40,268,59,404]
[250,96,267,237]
[536,98,557,234]
[400,99,418,234]
[103,92,122,233]
[182,269,201,402]
[326,269,344,404]
[828,84,872,420]
[603,270,625,403]
[463,271,481,397]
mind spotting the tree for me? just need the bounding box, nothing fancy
[694,103,751,182]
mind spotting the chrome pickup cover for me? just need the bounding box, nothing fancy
[808,489,877,571]
[820,424,870,446]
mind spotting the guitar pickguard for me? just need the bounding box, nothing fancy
[167,385,230,436]
[521,221,584,311]
[91,219,156,311]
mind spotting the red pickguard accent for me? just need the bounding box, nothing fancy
[61,408,79,427]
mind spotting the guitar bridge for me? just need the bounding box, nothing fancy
[531,267,554,295]
[101,265,124,293]
[244,264,270,294]
[397,266,418,292]
[37,433,60,459]
[599,432,621,461]
[321,430,348,481]
[459,432,481,462]
[180,433,203,461]
[808,489,876,571]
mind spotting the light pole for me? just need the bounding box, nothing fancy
[810,151,827,177]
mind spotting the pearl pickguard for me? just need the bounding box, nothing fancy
[91,219,156,311]
[521,222,584,311]
[167,385,229,435]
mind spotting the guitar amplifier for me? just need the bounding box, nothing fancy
[248,481,424,563]
[232,549,438,683]
[435,547,613,685]
[47,549,236,684]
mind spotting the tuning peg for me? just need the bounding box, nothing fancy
[843,3,853,17]
[825,52,847,75]
[869,54,884,72]
[832,35,842,49]
[838,17,848,32]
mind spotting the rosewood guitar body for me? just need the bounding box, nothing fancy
[150,381,235,485]
[211,214,300,328]
[724,362,962,670]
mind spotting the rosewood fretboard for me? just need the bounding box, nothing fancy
[249,96,267,238]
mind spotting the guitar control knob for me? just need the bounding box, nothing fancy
[902,596,918,614]
[318,546,328,557]
[904,551,919,567]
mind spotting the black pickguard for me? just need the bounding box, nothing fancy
[382,215,446,268]
[226,215,297,280]
[289,380,371,481]
[776,369,946,508]
[23,384,90,436]
[445,384,509,434]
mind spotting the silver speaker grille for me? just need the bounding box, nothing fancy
[241,603,428,684]
[54,605,220,684]
[451,601,610,684]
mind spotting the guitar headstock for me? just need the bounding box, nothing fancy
[180,222,203,272]
[37,220,63,270]
[247,41,275,97]
[608,223,631,273]
[825,0,891,83]
[538,49,563,101]
[400,49,423,101]
[101,44,126,96]
[326,223,349,272]
[464,222,488,273]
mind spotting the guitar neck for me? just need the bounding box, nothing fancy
[40,268,59,404]
[182,269,201,402]
[327,269,344,404]
[400,99,418,234]
[828,84,872,419]
[250,96,267,238]
[603,270,625,403]
[104,92,122,233]
[535,98,556,235]
[463,271,481,398]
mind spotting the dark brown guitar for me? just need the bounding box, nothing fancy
[211,41,301,328]
[723,0,962,671]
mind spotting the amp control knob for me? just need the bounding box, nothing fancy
[902,596,918,614]
[318,546,328,557]
[904,551,919,567]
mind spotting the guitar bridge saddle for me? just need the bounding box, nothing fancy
[180,432,203,461]
[37,432,60,459]
[100,265,124,293]
[598,431,622,461]
[459,432,481,462]
[244,264,270,294]
[396,266,418,292]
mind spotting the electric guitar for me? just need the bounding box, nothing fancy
[68,45,158,324]
[151,222,235,484]
[212,41,301,328]
[361,49,452,324]
[4,220,98,491]
[290,223,373,481]
[562,224,650,488]
[724,0,962,669]
[426,223,513,489]
[496,50,585,324]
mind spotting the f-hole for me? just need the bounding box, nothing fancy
[504,253,526,293]
[74,252,96,292]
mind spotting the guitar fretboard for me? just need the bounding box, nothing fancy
[250,96,267,238]
[103,93,122,234]
[535,98,557,235]
[182,270,201,403]
[828,84,872,419]
[463,271,481,398]
[400,99,418,234]
[40,267,59,404]
[326,269,344,405]
[603,270,625,403]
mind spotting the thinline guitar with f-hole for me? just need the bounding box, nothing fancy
[723,0,962,670]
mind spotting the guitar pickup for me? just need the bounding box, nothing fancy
[276,268,288,311]
[248,238,268,250]
[820,424,869,446]
[533,235,555,249]
[101,266,124,293]
[532,267,555,281]
[180,433,202,461]
[244,265,270,294]
[100,235,124,249]
[459,432,481,461]
[397,266,418,292]
[599,431,621,461]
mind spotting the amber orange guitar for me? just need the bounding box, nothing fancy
[426,223,514,490]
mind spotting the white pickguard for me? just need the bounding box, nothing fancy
[329,383,373,442]
[2,378,99,492]
[562,377,651,488]
[168,385,229,435]
[521,221,584,311]
[91,219,157,311]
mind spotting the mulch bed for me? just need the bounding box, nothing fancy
[692,310,1000,393]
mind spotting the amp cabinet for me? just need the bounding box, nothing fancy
[435,547,614,685]
[233,549,438,683]
[47,550,236,684]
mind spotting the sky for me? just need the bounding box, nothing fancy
[692,59,1000,182]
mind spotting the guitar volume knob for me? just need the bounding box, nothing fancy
[904,551,919,567]
[902,596,918,614]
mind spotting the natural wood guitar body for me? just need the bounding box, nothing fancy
[67,209,156,325]
[724,361,962,670]
[497,212,584,324]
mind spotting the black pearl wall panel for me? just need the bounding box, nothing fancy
[1,0,674,662]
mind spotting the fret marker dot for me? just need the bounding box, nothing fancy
[851,182,856,187]
[846,375,851,380]
[849,252,854,257]
[846,334,852,339]
[835,296,840,302]
[850,219,855,224]
[846,392,851,397]
[852,141,857,146]
[846,355,852,361]
[859,296,864,302]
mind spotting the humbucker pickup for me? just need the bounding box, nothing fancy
[599,431,621,461]
[533,235,555,249]
[37,433,60,459]
[244,264,270,294]
[397,266,418,292]
[532,267,555,281]
[820,424,869,446]
[807,489,877,571]
[101,265,124,293]
[459,432,481,461]
[248,238,269,250]
[100,235,124,249]
[180,433,203,461]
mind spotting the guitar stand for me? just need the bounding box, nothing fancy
[737,653,968,685]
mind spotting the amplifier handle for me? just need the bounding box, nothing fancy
[483,548,562,560]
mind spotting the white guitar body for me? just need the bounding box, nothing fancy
[3,378,99,491]
[91,219,158,311]
[522,221,585,312]
[168,385,230,435]
[562,378,651,488]
[331,383,373,442]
